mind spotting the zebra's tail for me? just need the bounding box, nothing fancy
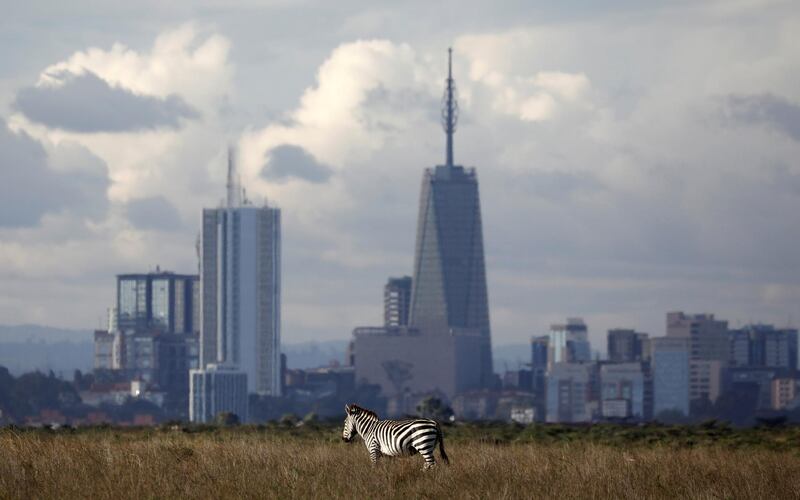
[436,422,449,465]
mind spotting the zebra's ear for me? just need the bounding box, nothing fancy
[345,404,352,414]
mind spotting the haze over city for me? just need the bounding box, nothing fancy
[2,0,800,351]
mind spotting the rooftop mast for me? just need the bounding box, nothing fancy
[441,48,459,167]
[226,145,240,208]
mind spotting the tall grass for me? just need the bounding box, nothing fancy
[1,427,799,499]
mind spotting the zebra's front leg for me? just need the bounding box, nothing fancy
[369,442,381,465]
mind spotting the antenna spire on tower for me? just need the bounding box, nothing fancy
[226,145,241,207]
[441,47,459,167]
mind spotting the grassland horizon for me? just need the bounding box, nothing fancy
[2,423,800,499]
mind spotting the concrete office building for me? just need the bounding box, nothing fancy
[545,363,591,423]
[652,337,690,417]
[96,269,200,413]
[199,148,281,396]
[600,362,645,419]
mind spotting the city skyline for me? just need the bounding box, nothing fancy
[1,1,800,351]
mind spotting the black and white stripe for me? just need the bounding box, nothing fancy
[342,404,449,470]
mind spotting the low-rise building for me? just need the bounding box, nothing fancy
[79,382,136,407]
[352,326,488,401]
[510,406,535,424]
[600,362,645,419]
[601,399,631,419]
[189,364,248,423]
[451,390,498,420]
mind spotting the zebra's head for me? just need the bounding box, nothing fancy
[342,404,358,442]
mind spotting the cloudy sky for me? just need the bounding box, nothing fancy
[1,0,799,351]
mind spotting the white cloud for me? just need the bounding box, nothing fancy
[10,23,233,210]
[519,92,557,121]
[532,71,589,102]
[456,32,593,123]
[38,23,231,109]
[239,39,432,173]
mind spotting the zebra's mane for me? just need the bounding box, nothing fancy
[350,404,379,420]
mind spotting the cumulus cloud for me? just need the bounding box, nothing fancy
[35,24,232,110]
[469,67,591,122]
[13,70,199,133]
[8,24,234,213]
[456,31,592,123]
[0,120,109,227]
[262,145,333,183]
[721,93,800,141]
[532,72,590,102]
[125,196,183,231]
[240,39,433,177]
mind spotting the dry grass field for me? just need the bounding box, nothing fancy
[1,425,800,499]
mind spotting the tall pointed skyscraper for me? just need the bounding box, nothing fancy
[352,50,493,408]
[409,49,493,387]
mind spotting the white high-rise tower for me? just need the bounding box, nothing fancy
[190,147,281,422]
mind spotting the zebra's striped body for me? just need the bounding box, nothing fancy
[342,404,449,470]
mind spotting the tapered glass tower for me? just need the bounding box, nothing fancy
[409,49,493,387]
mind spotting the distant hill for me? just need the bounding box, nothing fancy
[0,324,94,343]
[0,324,94,376]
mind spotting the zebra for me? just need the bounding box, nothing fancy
[341,403,449,470]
